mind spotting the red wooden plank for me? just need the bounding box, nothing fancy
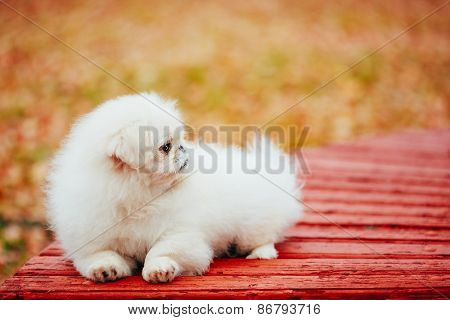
[1,274,448,300]
[301,212,450,228]
[302,202,449,218]
[276,241,450,259]
[306,158,450,179]
[304,179,450,197]
[337,139,450,157]
[13,256,450,277]
[303,169,450,188]
[6,273,444,291]
[3,287,449,300]
[355,131,450,150]
[303,190,450,207]
[287,225,450,242]
[305,149,450,169]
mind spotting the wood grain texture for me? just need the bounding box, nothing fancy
[1,128,449,299]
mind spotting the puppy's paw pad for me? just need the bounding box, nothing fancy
[246,244,278,260]
[142,257,180,283]
[87,258,132,282]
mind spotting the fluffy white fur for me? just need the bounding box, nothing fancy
[47,93,302,283]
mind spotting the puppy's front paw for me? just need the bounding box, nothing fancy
[142,257,180,283]
[86,256,133,282]
[246,243,278,259]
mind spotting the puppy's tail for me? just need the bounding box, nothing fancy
[245,134,303,223]
[246,134,302,207]
[247,135,296,176]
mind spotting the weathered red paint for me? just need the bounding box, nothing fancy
[1,129,449,299]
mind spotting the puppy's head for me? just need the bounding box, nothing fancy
[104,94,189,185]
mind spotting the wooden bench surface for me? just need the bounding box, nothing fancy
[1,128,449,299]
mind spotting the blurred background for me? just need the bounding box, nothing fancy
[0,0,449,283]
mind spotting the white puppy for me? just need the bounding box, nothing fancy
[47,93,302,283]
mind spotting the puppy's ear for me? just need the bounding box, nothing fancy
[107,126,141,170]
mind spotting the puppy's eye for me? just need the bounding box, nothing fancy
[160,142,172,154]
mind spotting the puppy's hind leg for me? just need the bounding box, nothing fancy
[246,243,278,259]
[75,250,137,282]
